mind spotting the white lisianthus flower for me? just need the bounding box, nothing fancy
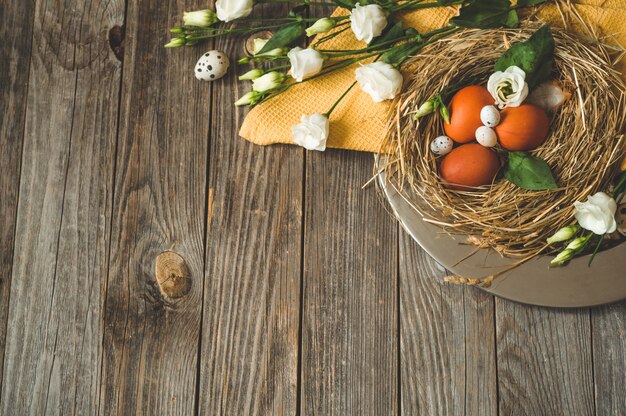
[349,3,387,44]
[216,0,253,22]
[355,61,403,103]
[183,9,218,27]
[574,192,617,235]
[288,47,325,82]
[252,71,286,93]
[487,66,529,109]
[291,113,329,151]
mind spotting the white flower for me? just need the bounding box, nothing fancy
[291,113,329,151]
[183,9,218,27]
[216,0,253,22]
[355,61,403,103]
[252,71,286,93]
[288,47,324,82]
[573,192,617,235]
[487,66,529,109]
[349,3,387,44]
[306,18,336,37]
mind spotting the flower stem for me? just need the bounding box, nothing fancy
[324,81,357,117]
[318,35,414,56]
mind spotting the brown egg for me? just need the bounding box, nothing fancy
[444,85,495,143]
[495,104,550,151]
[439,143,501,189]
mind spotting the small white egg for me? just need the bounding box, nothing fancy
[480,105,500,127]
[195,50,230,81]
[475,126,498,147]
[430,135,454,156]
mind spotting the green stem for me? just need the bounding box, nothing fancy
[312,25,351,47]
[389,0,462,12]
[324,81,357,117]
[257,0,334,5]
[318,35,413,55]
[587,235,603,267]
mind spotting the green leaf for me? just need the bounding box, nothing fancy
[504,151,558,190]
[494,24,554,88]
[288,4,308,16]
[382,41,422,66]
[375,21,406,45]
[333,0,356,7]
[449,0,519,29]
[257,23,305,55]
[437,0,459,5]
[504,9,519,28]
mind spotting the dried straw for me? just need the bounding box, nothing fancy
[380,22,626,262]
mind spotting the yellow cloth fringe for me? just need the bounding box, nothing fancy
[239,1,626,153]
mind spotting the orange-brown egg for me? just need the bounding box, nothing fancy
[495,104,550,151]
[444,85,495,143]
[439,144,501,189]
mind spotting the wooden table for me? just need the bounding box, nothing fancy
[1,0,625,414]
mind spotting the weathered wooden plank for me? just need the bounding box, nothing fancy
[98,1,210,414]
[591,303,626,415]
[496,302,594,415]
[0,0,123,413]
[196,4,303,414]
[300,151,397,415]
[0,0,35,396]
[399,231,497,416]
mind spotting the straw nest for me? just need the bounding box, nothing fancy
[380,22,626,260]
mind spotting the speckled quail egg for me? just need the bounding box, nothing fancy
[480,105,500,127]
[195,50,230,81]
[430,135,454,156]
[475,125,498,147]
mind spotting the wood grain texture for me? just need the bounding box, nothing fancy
[592,303,626,415]
[0,0,123,413]
[0,0,35,395]
[196,5,303,414]
[496,302,594,415]
[399,230,497,416]
[99,1,209,414]
[301,151,398,415]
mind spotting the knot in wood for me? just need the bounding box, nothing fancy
[155,251,191,299]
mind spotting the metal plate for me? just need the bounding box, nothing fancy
[378,164,626,308]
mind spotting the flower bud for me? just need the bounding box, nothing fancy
[252,38,268,55]
[439,104,451,124]
[550,248,574,267]
[170,27,183,34]
[252,71,286,93]
[565,235,590,251]
[234,91,262,106]
[164,37,185,48]
[306,18,336,37]
[238,56,251,64]
[413,100,435,119]
[238,68,264,80]
[255,47,289,58]
[547,224,580,244]
[183,9,219,27]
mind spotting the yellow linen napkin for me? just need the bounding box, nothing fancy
[240,1,626,153]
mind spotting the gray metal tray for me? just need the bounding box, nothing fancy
[379,165,626,307]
